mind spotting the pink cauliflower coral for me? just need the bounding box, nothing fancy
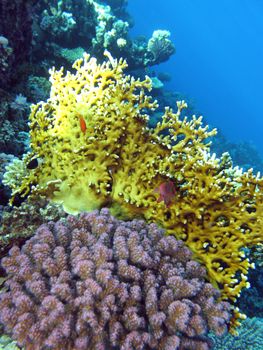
[0,208,231,350]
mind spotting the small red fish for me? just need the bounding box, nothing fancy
[154,180,176,207]
[79,115,87,133]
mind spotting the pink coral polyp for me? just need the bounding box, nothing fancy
[0,209,231,350]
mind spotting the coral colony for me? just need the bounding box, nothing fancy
[0,1,262,349]
[3,53,262,324]
[0,209,230,350]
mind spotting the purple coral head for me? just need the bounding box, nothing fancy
[0,209,231,350]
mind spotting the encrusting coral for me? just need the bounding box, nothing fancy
[0,209,230,350]
[3,52,263,326]
[209,317,263,350]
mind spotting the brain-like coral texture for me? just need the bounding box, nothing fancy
[209,317,263,350]
[0,209,230,350]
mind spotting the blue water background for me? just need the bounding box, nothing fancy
[128,0,263,159]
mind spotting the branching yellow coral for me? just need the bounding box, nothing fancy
[4,52,263,326]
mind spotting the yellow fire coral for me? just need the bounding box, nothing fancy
[4,52,263,325]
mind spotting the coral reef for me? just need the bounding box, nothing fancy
[211,131,263,173]
[51,44,85,65]
[0,88,30,157]
[0,153,14,207]
[91,1,129,55]
[249,244,263,267]
[237,244,263,318]
[38,0,96,45]
[0,36,13,85]
[0,0,175,166]
[0,198,66,259]
[0,209,230,350]
[25,75,51,103]
[3,52,262,324]
[209,317,263,350]
[238,264,263,318]
[89,2,175,68]
[33,0,175,69]
[0,123,16,155]
[0,0,36,87]
[104,0,131,23]
[39,4,76,40]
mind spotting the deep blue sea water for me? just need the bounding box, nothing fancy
[128,0,263,159]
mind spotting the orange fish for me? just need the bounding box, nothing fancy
[79,115,87,133]
[154,180,176,207]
